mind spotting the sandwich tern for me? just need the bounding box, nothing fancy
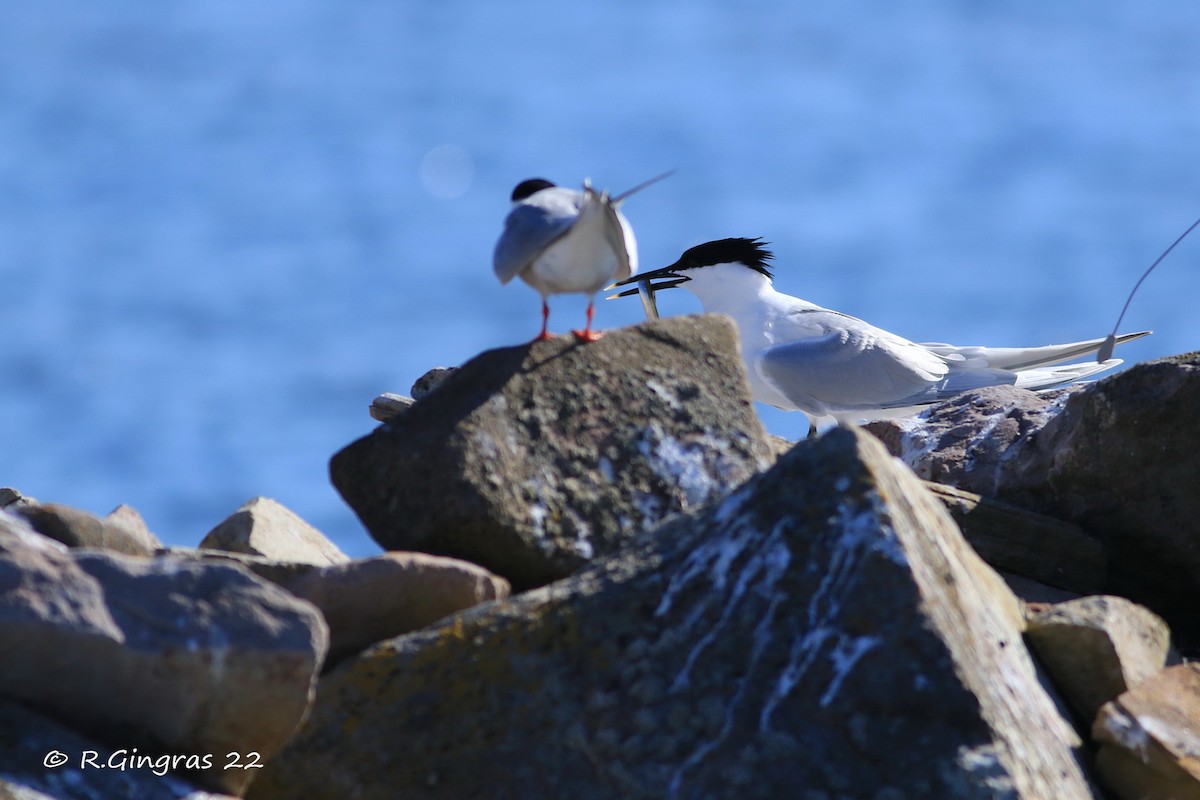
[494,173,669,342]
[610,237,1150,428]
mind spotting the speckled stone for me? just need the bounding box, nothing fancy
[0,522,328,795]
[868,352,1200,649]
[995,352,1200,647]
[253,427,1093,800]
[330,314,774,589]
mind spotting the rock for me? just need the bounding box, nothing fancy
[155,548,508,665]
[368,392,412,422]
[923,481,1105,593]
[107,503,159,544]
[1001,572,1082,605]
[1092,663,1200,800]
[0,527,328,795]
[862,384,1075,494]
[410,366,456,399]
[0,507,58,546]
[1026,596,1171,724]
[252,427,1094,800]
[998,353,1200,647]
[868,354,1200,648]
[0,488,35,509]
[367,368,460,421]
[12,502,162,557]
[199,497,349,566]
[331,314,774,589]
[155,546,320,587]
[0,697,236,800]
[282,552,510,663]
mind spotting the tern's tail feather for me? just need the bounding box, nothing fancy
[922,330,1150,371]
[878,356,1127,411]
[1012,358,1124,391]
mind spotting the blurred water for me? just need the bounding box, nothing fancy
[2,2,1198,555]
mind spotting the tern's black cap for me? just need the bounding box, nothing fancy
[672,238,774,278]
[511,178,556,202]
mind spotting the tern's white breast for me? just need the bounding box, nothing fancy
[521,198,624,296]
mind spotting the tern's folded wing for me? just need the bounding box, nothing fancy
[756,325,949,414]
[492,195,579,285]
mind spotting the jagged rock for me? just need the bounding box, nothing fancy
[12,502,162,557]
[0,488,35,509]
[368,369,458,422]
[0,524,328,795]
[924,482,1105,593]
[331,315,774,589]
[410,366,456,399]
[868,353,1200,648]
[368,392,412,422]
[107,503,157,544]
[0,698,236,800]
[774,434,1104,592]
[862,384,1074,494]
[999,353,1200,647]
[199,497,349,566]
[282,552,510,663]
[1026,596,1171,724]
[252,427,1093,800]
[1092,663,1200,800]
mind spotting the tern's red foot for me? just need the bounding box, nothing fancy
[571,300,602,342]
[571,328,604,342]
[529,299,554,342]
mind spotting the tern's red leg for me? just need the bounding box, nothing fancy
[571,299,603,342]
[532,299,553,341]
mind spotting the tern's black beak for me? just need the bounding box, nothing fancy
[604,263,689,299]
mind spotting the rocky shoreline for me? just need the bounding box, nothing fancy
[3,314,1198,799]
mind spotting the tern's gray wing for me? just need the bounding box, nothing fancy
[493,189,581,285]
[755,319,950,414]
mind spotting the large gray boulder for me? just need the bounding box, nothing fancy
[0,513,328,795]
[1025,595,1171,725]
[867,353,1200,646]
[330,314,774,589]
[252,427,1094,800]
[0,698,236,800]
[997,353,1200,644]
[862,384,1074,495]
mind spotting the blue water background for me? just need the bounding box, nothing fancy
[3,2,1198,556]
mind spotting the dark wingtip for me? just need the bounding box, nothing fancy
[511,178,556,202]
